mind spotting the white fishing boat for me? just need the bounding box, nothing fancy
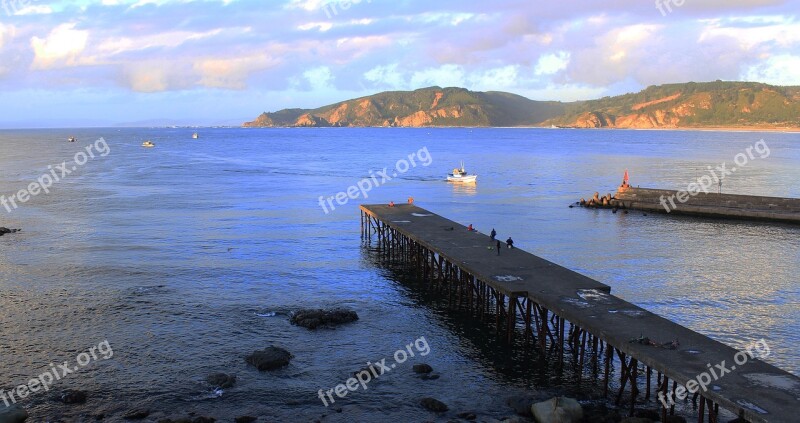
[68,136,76,142]
[447,162,477,183]
[142,141,155,148]
[192,132,199,139]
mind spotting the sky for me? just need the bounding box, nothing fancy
[0,0,798,127]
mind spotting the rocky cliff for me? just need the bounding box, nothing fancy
[243,87,565,128]
[544,81,800,129]
[244,82,800,129]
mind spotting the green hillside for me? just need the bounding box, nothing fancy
[244,82,800,129]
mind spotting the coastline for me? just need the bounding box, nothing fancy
[240,124,800,133]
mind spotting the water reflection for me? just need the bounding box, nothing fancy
[449,181,478,195]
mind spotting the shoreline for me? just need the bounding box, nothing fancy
[240,125,800,133]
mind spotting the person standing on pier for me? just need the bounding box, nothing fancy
[496,240,501,255]
[506,237,514,249]
[490,228,496,240]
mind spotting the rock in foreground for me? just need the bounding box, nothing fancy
[58,389,88,404]
[290,308,359,329]
[206,373,236,389]
[0,405,28,423]
[246,346,293,371]
[122,409,150,420]
[0,228,20,236]
[420,397,449,413]
[412,363,433,374]
[531,397,583,423]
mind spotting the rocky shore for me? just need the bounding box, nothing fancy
[0,227,20,237]
[0,306,737,423]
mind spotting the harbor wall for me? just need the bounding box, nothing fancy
[613,187,800,223]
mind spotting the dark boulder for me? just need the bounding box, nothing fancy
[246,347,292,371]
[205,373,236,389]
[58,389,87,404]
[0,228,20,236]
[290,308,359,329]
[635,409,661,421]
[420,397,448,413]
[0,405,28,423]
[123,409,150,420]
[412,364,433,374]
[506,396,535,417]
[456,411,477,420]
[234,417,257,423]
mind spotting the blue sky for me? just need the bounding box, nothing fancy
[0,0,798,127]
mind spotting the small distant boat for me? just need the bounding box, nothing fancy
[142,141,155,148]
[447,162,477,183]
[192,132,199,139]
[68,136,76,142]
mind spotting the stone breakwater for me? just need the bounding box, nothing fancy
[0,227,20,236]
[576,185,800,224]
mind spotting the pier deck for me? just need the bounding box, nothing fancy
[361,203,800,423]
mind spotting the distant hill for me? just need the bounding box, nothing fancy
[543,81,800,129]
[243,82,800,129]
[243,87,566,128]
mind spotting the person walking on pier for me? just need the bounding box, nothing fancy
[506,237,514,249]
[490,228,496,240]
[496,240,501,255]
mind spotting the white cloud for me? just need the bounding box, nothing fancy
[743,54,800,86]
[14,4,53,15]
[298,22,333,32]
[96,29,224,57]
[699,18,800,50]
[364,64,405,88]
[520,83,608,102]
[0,24,16,49]
[534,51,570,75]
[284,0,327,12]
[303,66,334,90]
[30,23,89,70]
[410,64,466,88]
[123,63,172,92]
[468,65,519,89]
[195,54,281,90]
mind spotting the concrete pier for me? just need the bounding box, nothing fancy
[361,203,800,423]
[612,187,800,224]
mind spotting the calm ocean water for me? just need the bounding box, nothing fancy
[0,128,798,421]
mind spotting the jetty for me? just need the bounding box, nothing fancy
[613,187,800,224]
[579,174,800,224]
[360,203,800,423]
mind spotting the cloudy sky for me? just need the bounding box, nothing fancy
[0,0,798,127]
